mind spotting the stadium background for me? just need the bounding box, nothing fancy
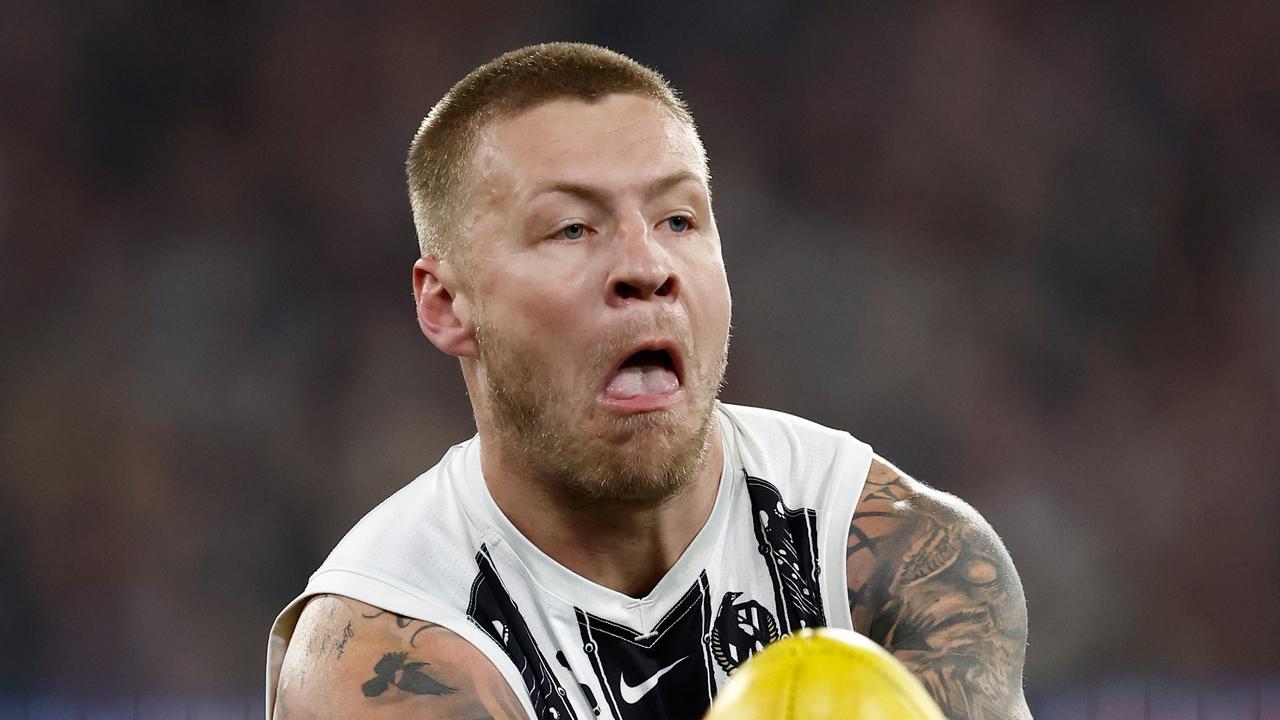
[2,1,1278,717]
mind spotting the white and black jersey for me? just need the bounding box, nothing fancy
[266,403,873,719]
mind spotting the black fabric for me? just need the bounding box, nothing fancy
[575,572,717,720]
[467,544,578,720]
[746,473,827,632]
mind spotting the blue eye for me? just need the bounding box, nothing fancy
[666,216,690,232]
[562,223,586,240]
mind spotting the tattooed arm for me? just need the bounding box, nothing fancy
[847,458,1031,720]
[274,594,528,720]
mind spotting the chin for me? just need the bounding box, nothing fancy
[483,354,720,502]
[567,404,715,503]
[566,446,707,504]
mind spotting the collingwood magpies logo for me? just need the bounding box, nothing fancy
[709,591,779,672]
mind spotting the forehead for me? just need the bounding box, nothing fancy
[471,94,708,196]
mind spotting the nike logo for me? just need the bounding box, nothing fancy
[618,656,687,705]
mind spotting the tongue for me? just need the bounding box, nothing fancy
[605,364,679,399]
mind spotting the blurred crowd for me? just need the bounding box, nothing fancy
[2,0,1278,702]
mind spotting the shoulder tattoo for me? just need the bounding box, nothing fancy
[847,461,1032,720]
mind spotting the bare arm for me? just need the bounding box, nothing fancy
[274,594,529,720]
[847,458,1031,720]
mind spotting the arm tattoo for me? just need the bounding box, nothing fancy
[279,596,529,719]
[362,651,458,697]
[334,620,354,658]
[361,609,448,647]
[848,464,1030,720]
[355,607,525,716]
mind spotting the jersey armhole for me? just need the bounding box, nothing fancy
[265,566,536,720]
[820,436,873,631]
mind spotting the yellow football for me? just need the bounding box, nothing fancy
[703,627,946,720]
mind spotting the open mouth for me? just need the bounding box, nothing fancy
[603,347,682,401]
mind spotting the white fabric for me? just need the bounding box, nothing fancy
[265,402,872,719]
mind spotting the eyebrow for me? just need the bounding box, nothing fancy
[530,170,705,204]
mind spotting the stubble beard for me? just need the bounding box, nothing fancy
[475,317,728,504]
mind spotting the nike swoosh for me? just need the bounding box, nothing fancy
[619,656,687,705]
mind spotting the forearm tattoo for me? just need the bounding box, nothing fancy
[848,465,1031,720]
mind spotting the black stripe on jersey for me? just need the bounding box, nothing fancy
[745,472,827,632]
[466,544,577,720]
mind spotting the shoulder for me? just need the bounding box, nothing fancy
[846,457,1019,616]
[273,594,528,720]
[846,457,1031,720]
[719,402,851,441]
[719,403,868,482]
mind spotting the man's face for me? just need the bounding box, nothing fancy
[458,93,731,502]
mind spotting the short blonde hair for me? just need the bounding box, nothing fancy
[406,42,700,261]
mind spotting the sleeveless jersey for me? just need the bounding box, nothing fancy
[266,402,873,719]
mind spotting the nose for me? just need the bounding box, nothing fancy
[606,217,678,304]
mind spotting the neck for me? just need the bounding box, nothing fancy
[480,424,724,598]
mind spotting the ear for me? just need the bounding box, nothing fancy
[413,256,477,358]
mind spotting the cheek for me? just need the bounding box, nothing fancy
[691,264,732,339]
[480,271,582,341]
